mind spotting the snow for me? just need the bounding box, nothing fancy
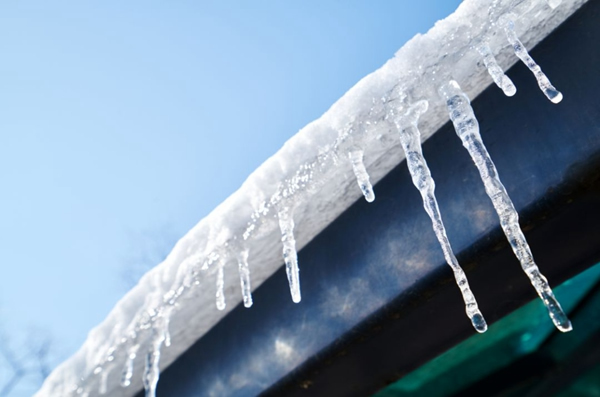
[36,0,587,396]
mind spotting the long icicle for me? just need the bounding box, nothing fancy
[348,149,375,202]
[392,99,487,333]
[478,43,516,97]
[237,248,253,308]
[278,206,301,303]
[439,80,571,332]
[502,17,562,103]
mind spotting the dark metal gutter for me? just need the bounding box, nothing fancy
[140,1,600,395]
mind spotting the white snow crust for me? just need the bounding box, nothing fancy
[36,0,587,396]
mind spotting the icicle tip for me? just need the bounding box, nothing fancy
[547,89,563,104]
[471,313,488,333]
[291,288,302,303]
[501,76,517,97]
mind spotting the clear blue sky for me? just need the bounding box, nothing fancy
[0,0,462,376]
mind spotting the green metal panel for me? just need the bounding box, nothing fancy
[374,262,600,397]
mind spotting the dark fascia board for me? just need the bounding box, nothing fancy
[140,1,600,396]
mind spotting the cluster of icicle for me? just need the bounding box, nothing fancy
[71,1,572,396]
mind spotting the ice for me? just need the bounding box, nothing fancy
[120,345,139,388]
[35,1,587,396]
[163,320,171,348]
[502,16,563,103]
[237,248,254,308]
[142,316,168,397]
[478,43,517,96]
[438,80,572,332]
[278,206,301,303]
[390,99,487,333]
[349,149,376,202]
[215,259,226,311]
[99,371,108,395]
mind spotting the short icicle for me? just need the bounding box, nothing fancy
[120,344,140,387]
[162,305,174,348]
[439,80,572,332]
[142,317,168,397]
[237,248,253,308]
[348,149,375,202]
[278,206,301,303]
[215,258,226,311]
[502,17,562,103]
[391,99,487,333]
[99,368,109,395]
[478,43,516,97]
[163,322,172,348]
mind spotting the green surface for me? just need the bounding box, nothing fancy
[557,365,600,397]
[374,262,600,397]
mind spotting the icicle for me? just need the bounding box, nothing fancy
[142,322,166,397]
[392,99,487,333]
[502,18,562,103]
[348,149,375,202]
[237,248,253,308]
[477,43,516,97]
[162,306,173,347]
[121,357,134,387]
[278,206,301,303]
[121,344,139,387]
[99,369,109,395]
[215,258,226,310]
[105,346,116,362]
[439,80,571,332]
[163,320,171,348]
[546,0,561,9]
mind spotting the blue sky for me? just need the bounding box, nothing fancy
[0,0,462,381]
